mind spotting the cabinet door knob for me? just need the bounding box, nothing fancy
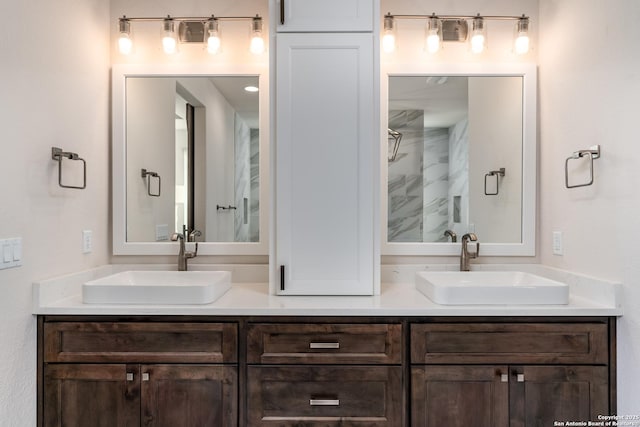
[309,399,340,406]
[500,374,508,383]
[309,342,340,349]
[126,373,134,382]
[516,373,525,383]
[142,373,150,382]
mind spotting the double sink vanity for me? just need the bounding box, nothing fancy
[34,0,622,425]
[34,264,621,426]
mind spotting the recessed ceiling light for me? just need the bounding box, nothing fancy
[244,86,259,93]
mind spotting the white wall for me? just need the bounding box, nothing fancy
[0,0,110,424]
[538,0,640,413]
[468,77,523,243]
[126,78,176,241]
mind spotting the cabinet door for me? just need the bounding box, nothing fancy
[275,33,376,295]
[44,364,139,427]
[411,365,509,427]
[510,366,609,427]
[141,365,237,427]
[276,0,373,32]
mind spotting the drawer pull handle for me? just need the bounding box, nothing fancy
[310,399,340,406]
[142,373,150,382]
[126,373,134,382]
[500,374,508,383]
[309,342,340,349]
[516,373,525,383]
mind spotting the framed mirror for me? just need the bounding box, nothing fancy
[112,64,269,255]
[381,64,536,256]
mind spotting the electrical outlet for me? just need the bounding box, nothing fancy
[552,231,563,255]
[82,230,93,254]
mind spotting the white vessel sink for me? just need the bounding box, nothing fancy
[83,271,231,305]
[415,271,569,305]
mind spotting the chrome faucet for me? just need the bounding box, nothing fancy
[460,233,479,271]
[444,229,457,242]
[171,225,199,271]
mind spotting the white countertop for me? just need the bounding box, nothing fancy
[32,264,623,317]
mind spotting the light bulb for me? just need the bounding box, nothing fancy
[118,18,133,55]
[162,18,178,55]
[206,18,221,54]
[425,16,441,54]
[470,16,486,54]
[514,16,530,55]
[382,14,396,53]
[250,16,265,54]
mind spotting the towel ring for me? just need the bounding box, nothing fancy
[565,145,600,189]
[51,147,86,189]
[484,167,506,196]
[141,168,161,197]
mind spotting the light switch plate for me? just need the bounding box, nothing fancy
[552,231,563,255]
[82,230,92,254]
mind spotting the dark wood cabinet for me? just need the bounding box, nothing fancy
[44,364,140,427]
[41,321,238,427]
[510,365,609,427]
[247,366,402,426]
[411,365,509,427]
[246,322,404,426]
[38,316,615,427]
[410,321,614,427]
[140,365,237,427]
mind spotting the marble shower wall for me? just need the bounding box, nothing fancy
[249,128,260,242]
[447,118,469,237]
[388,110,469,242]
[422,128,450,242]
[234,114,250,242]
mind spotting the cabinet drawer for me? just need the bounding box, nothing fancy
[411,323,608,364]
[247,366,402,426]
[247,323,402,364]
[44,322,237,363]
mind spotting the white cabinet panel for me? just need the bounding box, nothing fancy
[275,33,375,295]
[276,0,373,32]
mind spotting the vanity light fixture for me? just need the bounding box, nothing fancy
[249,16,265,55]
[470,15,486,54]
[117,14,265,56]
[382,14,396,53]
[425,14,442,54]
[162,17,178,54]
[206,17,221,54]
[383,13,530,55]
[514,15,530,55]
[118,17,133,55]
[244,85,259,93]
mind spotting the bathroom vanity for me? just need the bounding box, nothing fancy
[34,266,620,427]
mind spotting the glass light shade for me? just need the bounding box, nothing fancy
[382,32,396,53]
[162,19,178,54]
[382,15,396,53]
[206,19,221,54]
[514,33,529,54]
[425,17,441,54]
[514,17,530,55]
[250,34,265,54]
[250,17,265,54]
[118,19,133,55]
[207,34,221,54]
[470,17,486,54]
[118,34,133,55]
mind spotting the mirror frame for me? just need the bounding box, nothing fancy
[381,63,537,256]
[112,64,269,255]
